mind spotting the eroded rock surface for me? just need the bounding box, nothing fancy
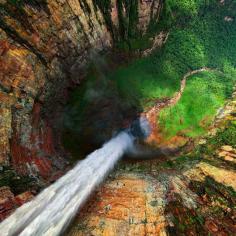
[67,92,236,235]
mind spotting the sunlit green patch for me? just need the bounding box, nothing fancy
[159,71,236,138]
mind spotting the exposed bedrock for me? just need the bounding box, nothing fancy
[0,0,162,198]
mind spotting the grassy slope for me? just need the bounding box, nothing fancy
[159,71,236,138]
[158,0,236,138]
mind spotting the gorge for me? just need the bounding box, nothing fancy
[0,0,236,235]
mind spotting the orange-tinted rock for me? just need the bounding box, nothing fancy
[0,199,15,221]
[0,186,15,221]
[0,187,34,221]
[0,33,59,178]
[0,40,10,56]
[10,129,53,178]
[67,173,168,236]
[205,219,219,233]
[0,186,14,204]
[14,191,34,206]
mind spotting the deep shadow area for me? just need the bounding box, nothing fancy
[62,53,143,160]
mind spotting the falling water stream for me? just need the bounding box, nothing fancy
[0,118,150,236]
[0,132,133,236]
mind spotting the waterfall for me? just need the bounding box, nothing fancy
[0,131,134,236]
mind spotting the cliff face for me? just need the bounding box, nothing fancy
[0,0,161,188]
[0,0,110,178]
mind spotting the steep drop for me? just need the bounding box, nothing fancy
[0,131,134,236]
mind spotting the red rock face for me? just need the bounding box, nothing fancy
[10,102,54,178]
[0,187,34,221]
[11,132,53,178]
[0,35,54,178]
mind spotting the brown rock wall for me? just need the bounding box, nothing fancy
[0,0,162,178]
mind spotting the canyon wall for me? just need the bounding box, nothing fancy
[0,0,162,180]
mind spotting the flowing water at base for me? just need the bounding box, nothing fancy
[0,132,134,236]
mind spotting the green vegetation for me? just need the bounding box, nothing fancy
[64,0,236,154]
[156,0,236,138]
[209,122,236,147]
[196,121,236,156]
[108,57,180,110]
[114,2,236,94]
[111,0,236,139]
[165,175,236,236]
[159,71,236,138]
[94,0,161,50]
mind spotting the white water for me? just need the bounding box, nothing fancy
[0,131,134,236]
